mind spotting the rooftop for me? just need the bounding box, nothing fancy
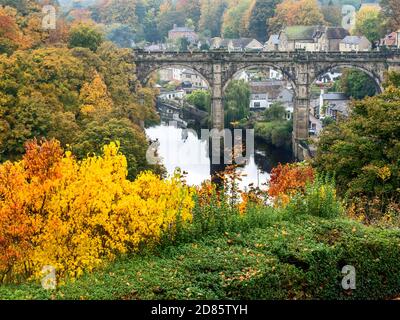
[341,35,369,45]
[282,26,349,41]
[323,92,348,100]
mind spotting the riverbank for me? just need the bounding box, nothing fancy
[2,207,399,300]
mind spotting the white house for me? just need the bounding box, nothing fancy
[340,36,372,52]
[250,93,269,110]
[158,90,185,101]
[181,69,208,88]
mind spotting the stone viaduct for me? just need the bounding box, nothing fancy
[133,50,400,160]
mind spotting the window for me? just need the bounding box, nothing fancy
[254,102,261,108]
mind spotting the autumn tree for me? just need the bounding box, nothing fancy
[321,3,342,26]
[269,0,326,33]
[242,0,280,42]
[0,6,30,54]
[79,71,113,119]
[336,69,377,100]
[314,76,400,220]
[221,0,252,38]
[198,0,227,37]
[68,22,104,51]
[380,0,400,32]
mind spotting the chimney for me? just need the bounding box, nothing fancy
[173,24,177,30]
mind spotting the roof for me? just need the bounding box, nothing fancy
[341,36,369,45]
[211,38,261,49]
[250,93,267,100]
[283,26,317,40]
[323,93,348,100]
[282,26,349,41]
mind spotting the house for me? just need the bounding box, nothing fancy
[168,24,198,43]
[181,69,208,89]
[158,90,185,101]
[249,81,294,119]
[278,26,349,52]
[250,93,269,110]
[210,38,263,51]
[158,68,182,82]
[143,43,167,51]
[320,92,350,120]
[380,31,400,48]
[340,36,371,52]
[264,34,280,51]
[315,72,341,85]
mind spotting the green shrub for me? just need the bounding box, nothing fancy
[2,213,399,300]
[285,176,343,219]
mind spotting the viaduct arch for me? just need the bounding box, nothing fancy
[134,50,400,160]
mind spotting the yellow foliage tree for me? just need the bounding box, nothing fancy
[79,71,114,118]
[0,139,195,283]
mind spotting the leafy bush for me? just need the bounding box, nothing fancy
[268,162,315,207]
[285,176,343,219]
[254,120,293,149]
[0,139,194,283]
[2,213,399,300]
[315,84,400,221]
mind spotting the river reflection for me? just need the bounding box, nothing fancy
[146,124,292,189]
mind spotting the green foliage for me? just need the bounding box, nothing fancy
[354,6,385,43]
[314,84,400,219]
[242,0,280,42]
[1,211,399,300]
[336,69,377,100]
[221,0,252,38]
[263,102,287,121]
[68,23,104,51]
[178,37,189,51]
[185,89,211,112]
[224,80,250,127]
[321,4,342,26]
[285,176,343,219]
[321,116,335,127]
[254,120,293,149]
[0,44,159,180]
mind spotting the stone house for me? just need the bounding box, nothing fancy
[210,38,264,51]
[278,26,349,52]
[168,24,198,43]
[340,36,372,52]
[264,34,280,51]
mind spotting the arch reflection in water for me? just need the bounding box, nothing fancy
[146,124,292,189]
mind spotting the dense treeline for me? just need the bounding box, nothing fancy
[73,0,392,45]
[0,1,161,179]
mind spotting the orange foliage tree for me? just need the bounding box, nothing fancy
[268,162,315,207]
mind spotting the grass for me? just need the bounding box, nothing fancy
[1,207,399,300]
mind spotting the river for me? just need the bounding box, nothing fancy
[146,123,292,190]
